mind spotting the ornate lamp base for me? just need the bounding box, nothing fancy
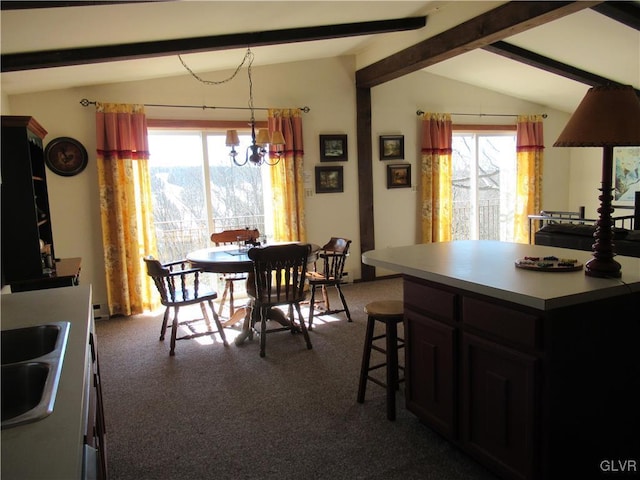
[585,146,622,279]
[585,257,621,278]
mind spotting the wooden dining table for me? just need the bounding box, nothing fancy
[187,246,254,274]
[186,244,319,346]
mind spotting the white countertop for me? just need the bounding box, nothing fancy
[1,285,93,479]
[362,241,640,310]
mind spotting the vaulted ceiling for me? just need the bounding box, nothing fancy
[1,1,638,113]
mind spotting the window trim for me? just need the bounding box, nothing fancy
[453,123,516,132]
[147,118,267,130]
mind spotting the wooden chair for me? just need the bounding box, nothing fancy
[210,228,260,318]
[144,256,228,356]
[247,244,313,357]
[306,237,352,329]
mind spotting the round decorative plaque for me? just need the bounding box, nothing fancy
[44,137,88,177]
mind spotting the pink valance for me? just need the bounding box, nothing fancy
[95,103,149,160]
[268,108,304,157]
[420,113,452,154]
[516,114,545,152]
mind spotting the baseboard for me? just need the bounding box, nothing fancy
[93,303,110,320]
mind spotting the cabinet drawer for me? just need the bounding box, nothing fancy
[404,278,456,321]
[462,297,539,349]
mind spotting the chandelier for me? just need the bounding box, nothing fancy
[179,47,284,167]
[224,48,284,166]
[225,126,285,166]
[224,52,286,168]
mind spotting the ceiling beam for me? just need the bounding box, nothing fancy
[0,1,161,10]
[591,1,640,31]
[482,41,640,95]
[0,16,427,72]
[356,1,601,89]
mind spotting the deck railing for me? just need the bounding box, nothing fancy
[155,215,264,262]
[452,201,501,240]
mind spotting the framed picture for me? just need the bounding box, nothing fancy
[387,164,411,189]
[614,146,640,203]
[319,134,348,162]
[44,137,88,177]
[315,166,344,193]
[379,135,404,160]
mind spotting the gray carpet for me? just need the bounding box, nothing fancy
[95,277,498,480]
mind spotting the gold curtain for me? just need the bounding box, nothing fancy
[515,115,545,244]
[95,103,158,316]
[420,113,453,243]
[267,109,306,242]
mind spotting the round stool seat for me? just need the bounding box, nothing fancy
[364,300,404,318]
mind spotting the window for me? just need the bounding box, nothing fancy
[148,129,271,262]
[451,130,517,241]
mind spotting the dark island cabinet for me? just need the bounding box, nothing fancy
[404,308,456,439]
[460,333,537,480]
[403,274,640,480]
[1,116,53,286]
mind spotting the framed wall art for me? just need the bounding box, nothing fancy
[319,134,348,162]
[380,135,404,160]
[614,146,640,203]
[44,137,88,177]
[387,164,411,189]
[315,166,344,193]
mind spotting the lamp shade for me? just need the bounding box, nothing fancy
[554,85,640,147]
[255,129,271,146]
[270,130,285,146]
[225,129,240,147]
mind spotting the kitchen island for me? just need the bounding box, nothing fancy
[363,241,640,480]
[1,285,106,479]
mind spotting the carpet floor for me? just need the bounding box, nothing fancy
[95,277,499,480]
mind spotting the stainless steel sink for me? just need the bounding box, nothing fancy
[1,324,61,364]
[1,322,70,429]
[2,363,50,421]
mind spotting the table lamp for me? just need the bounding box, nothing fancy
[554,84,640,278]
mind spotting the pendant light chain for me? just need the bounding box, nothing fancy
[179,47,257,122]
[178,47,282,166]
[178,48,253,86]
[246,50,256,124]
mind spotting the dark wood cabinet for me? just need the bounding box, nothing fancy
[404,309,456,438]
[1,116,81,293]
[461,333,537,480]
[403,274,640,480]
[1,116,54,286]
[9,257,82,292]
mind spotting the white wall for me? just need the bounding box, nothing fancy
[4,55,585,309]
[567,147,604,218]
[369,70,572,275]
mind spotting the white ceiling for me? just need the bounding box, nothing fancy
[1,1,638,113]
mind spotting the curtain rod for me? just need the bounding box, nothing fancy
[79,98,310,113]
[416,109,547,118]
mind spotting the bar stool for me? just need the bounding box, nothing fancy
[357,300,405,420]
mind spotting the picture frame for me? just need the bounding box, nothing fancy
[614,146,640,203]
[315,166,344,193]
[379,135,404,160]
[319,134,348,162]
[387,164,411,189]
[44,137,89,177]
